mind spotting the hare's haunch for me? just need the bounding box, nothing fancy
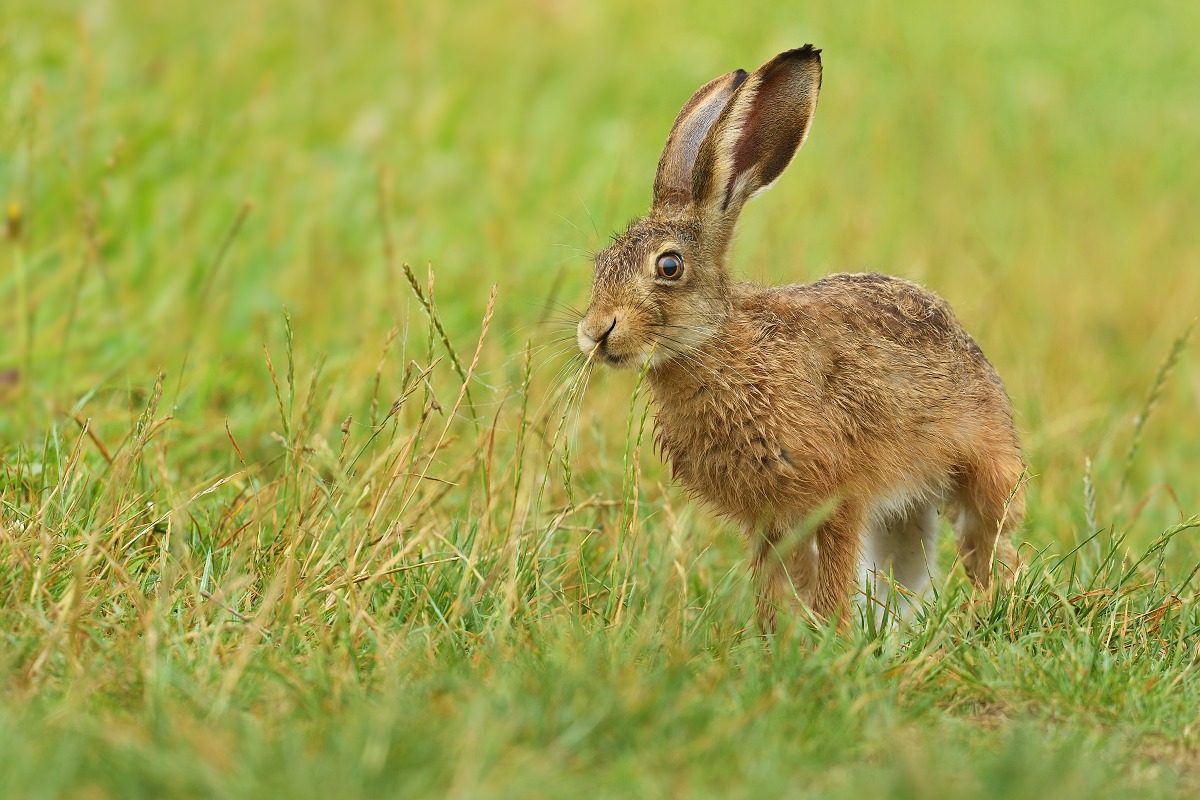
[577,46,1023,628]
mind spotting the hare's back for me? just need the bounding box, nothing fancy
[746,273,991,367]
[804,272,981,352]
[733,272,1006,413]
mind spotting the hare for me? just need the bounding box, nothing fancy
[576,45,1023,628]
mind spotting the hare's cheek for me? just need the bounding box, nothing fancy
[645,348,671,369]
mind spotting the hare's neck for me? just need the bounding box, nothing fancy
[647,324,749,413]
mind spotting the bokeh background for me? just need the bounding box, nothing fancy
[5,0,1197,544]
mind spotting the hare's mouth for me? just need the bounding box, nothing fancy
[590,346,635,369]
[580,339,647,370]
[598,346,665,371]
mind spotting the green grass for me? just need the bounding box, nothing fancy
[3,1,1200,797]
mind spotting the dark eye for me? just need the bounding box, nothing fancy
[655,252,684,280]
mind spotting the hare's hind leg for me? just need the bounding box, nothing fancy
[860,501,939,624]
[953,453,1024,589]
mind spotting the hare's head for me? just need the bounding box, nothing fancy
[578,46,823,369]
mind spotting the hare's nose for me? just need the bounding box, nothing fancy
[596,317,617,344]
[580,316,617,346]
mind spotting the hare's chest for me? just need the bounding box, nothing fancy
[652,399,818,523]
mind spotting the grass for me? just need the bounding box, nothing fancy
[2,0,1200,797]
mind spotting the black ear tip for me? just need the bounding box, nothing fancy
[783,44,822,61]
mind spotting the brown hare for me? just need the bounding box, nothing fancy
[576,45,1023,628]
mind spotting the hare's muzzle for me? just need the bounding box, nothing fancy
[577,311,635,367]
[577,314,614,355]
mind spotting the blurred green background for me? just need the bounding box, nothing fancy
[4,0,1197,543]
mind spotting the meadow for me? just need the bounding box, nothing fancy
[2,1,1199,797]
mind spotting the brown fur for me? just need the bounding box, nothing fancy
[577,46,1023,627]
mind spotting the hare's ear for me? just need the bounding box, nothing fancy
[652,69,749,209]
[691,45,822,221]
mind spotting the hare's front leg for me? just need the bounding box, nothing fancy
[812,502,867,627]
[750,521,818,632]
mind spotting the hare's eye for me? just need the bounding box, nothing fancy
[655,252,684,281]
